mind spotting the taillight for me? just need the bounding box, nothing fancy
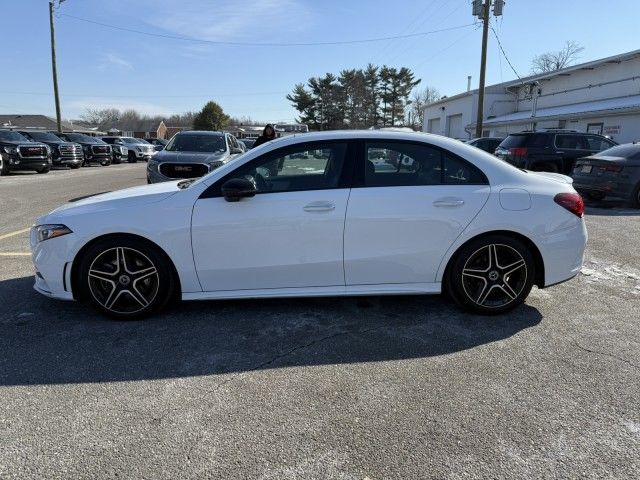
[510,147,528,156]
[554,192,585,218]
[602,164,623,173]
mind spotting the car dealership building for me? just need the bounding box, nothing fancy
[423,49,640,144]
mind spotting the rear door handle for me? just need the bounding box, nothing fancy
[433,199,464,207]
[304,201,335,212]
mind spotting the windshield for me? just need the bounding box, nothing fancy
[0,130,30,142]
[64,133,98,143]
[594,144,640,160]
[23,131,63,142]
[123,137,149,145]
[165,134,226,153]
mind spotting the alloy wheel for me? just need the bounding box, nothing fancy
[461,243,528,308]
[87,247,160,314]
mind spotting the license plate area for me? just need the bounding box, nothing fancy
[580,165,592,174]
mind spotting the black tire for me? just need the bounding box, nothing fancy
[100,158,111,166]
[76,236,176,319]
[36,166,50,174]
[630,182,640,209]
[0,156,9,176]
[112,157,122,165]
[69,163,81,169]
[447,235,535,315]
[128,152,137,163]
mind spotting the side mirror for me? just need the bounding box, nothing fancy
[230,147,243,154]
[221,177,256,202]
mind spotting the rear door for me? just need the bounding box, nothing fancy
[555,134,592,173]
[344,140,490,286]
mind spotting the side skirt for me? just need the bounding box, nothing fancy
[182,282,441,301]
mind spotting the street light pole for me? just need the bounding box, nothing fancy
[49,1,62,132]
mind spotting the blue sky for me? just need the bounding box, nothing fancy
[3,0,639,123]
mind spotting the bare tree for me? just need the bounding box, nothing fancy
[79,108,120,126]
[408,86,440,129]
[531,41,585,74]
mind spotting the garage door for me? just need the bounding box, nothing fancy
[446,114,463,139]
[427,118,441,134]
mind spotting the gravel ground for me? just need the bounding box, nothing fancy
[0,164,639,479]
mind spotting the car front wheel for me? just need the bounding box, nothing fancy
[77,237,176,319]
[448,235,535,315]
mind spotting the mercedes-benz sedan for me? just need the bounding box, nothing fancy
[31,131,587,319]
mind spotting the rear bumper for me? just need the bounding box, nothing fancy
[573,177,636,200]
[538,218,587,287]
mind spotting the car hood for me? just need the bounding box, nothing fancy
[154,150,226,163]
[42,181,183,221]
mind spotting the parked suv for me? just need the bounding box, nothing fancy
[56,133,112,166]
[147,131,244,183]
[495,129,617,174]
[19,130,83,169]
[102,136,155,163]
[98,137,128,164]
[145,138,168,151]
[0,129,51,175]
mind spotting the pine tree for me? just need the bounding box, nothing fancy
[192,101,230,131]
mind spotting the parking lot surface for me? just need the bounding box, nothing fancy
[1,165,639,479]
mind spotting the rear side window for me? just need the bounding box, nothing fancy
[555,134,589,150]
[364,142,488,187]
[586,135,616,152]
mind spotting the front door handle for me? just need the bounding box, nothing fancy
[304,201,335,212]
[433,198,464,207]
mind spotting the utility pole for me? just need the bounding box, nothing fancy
[49,1,62,132]
[472,0,503,138]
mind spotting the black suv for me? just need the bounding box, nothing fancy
[494,130,617,174]
[19,130,83,169]
[0,129,51,175]
[56,133,112,166]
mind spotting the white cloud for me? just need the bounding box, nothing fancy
[97,52,133,71]
[146,0,313,42]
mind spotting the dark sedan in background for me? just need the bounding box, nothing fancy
[572,143,640,207]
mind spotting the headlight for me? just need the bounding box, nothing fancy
[148,160,158,170]
[3,146,17,154]
[136,146,142,152]
[35,224,72,242]
[208,160,223,171]
[121,146,128,154]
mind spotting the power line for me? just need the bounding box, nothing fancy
[0,90,288,99]
[58,13,476,47]
[489,24,522,82]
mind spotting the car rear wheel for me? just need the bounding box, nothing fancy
[77,237,176,319]
[128,152,137,163]
[448,235,535,315]
[0,156,9,175]
[630,182,640,209]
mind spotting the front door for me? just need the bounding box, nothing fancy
[344,141,490,286]
[192,141,352,292]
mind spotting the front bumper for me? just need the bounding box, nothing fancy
[53,154,84,166]
[83,153,111,164]
[30,228,75,301]
[4,153,50,170]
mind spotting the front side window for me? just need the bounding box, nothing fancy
[364,142,487,187]
[214,142,348,195]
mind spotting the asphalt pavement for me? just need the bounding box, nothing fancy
[0,164,639,479]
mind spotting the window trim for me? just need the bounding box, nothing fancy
[199,140,356,199]
[352,139,489,189]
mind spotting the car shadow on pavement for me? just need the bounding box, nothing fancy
[0,276,542,387]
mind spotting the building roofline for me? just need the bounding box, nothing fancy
[424,48,640,108]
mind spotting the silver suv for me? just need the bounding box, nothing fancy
[146,131,244,184]
[101,136,155,163]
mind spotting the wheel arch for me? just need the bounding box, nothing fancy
[441,230,545,289]
[70,232,181,300]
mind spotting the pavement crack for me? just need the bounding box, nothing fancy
[572,338,640,370]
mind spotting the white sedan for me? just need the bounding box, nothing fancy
[30,131,587,319]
